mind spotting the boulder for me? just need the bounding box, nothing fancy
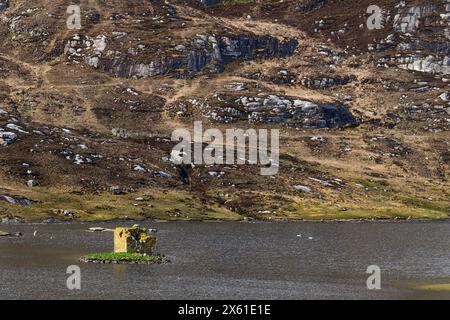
[294,185,312,193]
[27,180,38,188]
[0,195,33,206]
[110,186,125,195]
[439,92,450,102]
[0,131,17,146]
[301,75,356,89]
[229,95,359,128]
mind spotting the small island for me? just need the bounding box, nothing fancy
[80,252,169,265]
[81,225,170,265]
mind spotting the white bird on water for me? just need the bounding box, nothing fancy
[296,234,313,240]
[33,231,37,237]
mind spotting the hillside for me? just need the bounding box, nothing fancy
[0,0,449,222]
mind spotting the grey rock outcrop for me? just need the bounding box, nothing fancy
[0,131,17,146]
[393,4,437,33]
[386,2,450,76]
[27,180,38,188]
[397,55,450,75]
[397,40,450,55]
[204,95,359,128]
[65,34,298,78]
[301,75,356,89]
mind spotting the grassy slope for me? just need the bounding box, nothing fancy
[0,181,448,222]
[0,182,243,222]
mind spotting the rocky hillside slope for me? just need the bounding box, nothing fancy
[0,0,449,222]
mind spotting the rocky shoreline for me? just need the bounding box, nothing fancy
[1,216,449,226]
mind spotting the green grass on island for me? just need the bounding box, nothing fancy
[80,252,169,264]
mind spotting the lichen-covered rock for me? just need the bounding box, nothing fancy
[109,186,125,195]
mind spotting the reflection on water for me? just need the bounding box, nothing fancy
[0,221,449,299]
